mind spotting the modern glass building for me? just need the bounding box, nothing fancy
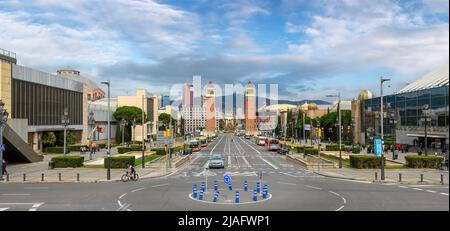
[353,64,449,151]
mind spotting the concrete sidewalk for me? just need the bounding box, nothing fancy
[1,153,192,183]
[314,168,449,185]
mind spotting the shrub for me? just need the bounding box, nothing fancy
[304,148,319,155]
[104,156,135,168]
[42,132,57,147]
[150,146,183,155]
[351,147,361,154]
[325,144,341,151]
[117,145,145,154]
[405,155,443,169]
[45,146,68,154]
[68,145,88,152]
[98,143,106,149]
[349,155,384,169]
[51,156,84,168]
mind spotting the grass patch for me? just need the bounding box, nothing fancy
[319,154,351,168]
[135,154,165,166]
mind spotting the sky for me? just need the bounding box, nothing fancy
[0,0,448,101]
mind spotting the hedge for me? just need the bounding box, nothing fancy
[117,145,146,154]
[104,156,135,168]
[51,156,84,168]
[350,147,361,154]
[349,155,384,169]
[151,146,184,155]
[405,155,443,169]
[45,146,69,154]
[304,148,319,155]
[325,144,341,151]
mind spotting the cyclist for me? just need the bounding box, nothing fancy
[127,164,136,177]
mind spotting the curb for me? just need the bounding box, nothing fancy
[313,171,448,185]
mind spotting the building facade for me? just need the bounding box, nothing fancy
[352,64,449,151]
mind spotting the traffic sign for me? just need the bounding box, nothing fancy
[0,144,5,152]
[374,139,382,156]
[224,175,231,184]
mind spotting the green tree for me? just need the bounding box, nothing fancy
[158,113,177,130]
[113,106,147,144]
[55,131,76,146]
[42,132,56,147]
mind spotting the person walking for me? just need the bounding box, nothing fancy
[2,159,7,176]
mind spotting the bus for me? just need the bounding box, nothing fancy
[267,138,280,151]
[199,137,208,147]
[189,140,201,152]
[256,136,267,146]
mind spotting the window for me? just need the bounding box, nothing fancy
[406,117,418,126]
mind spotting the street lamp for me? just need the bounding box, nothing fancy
[120,118,128,146]
[420,104,431,155]
[131,117,136,142]
[61,107,70,156]
[327,93,342,168]
[88,111,96,160]
[100,80,111,180]
[0,100,9,180]
[141,95,145,168]
[380,76,391,180]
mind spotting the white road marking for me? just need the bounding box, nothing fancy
[258,156,279,170]
[242,156,252,168]
[2,194,31,196]
[305,185,322,190]
[0,208,9,211]
[440,193,449,196]
[119,193,127,199]
[336,205,344,211]
[210,135,224,155]
[131,187,145,193]
[412,188,423,191]
[426,190,437,193]
[152,183,169,188]
[398,186,409,188]
[277,181,296,186]
[228,156,231,167]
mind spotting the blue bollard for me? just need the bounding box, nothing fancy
[213,191,219,203]
[256,182,261,193]
[262,185,268,199]
[214,180,218,191]
[228,183,233,191]
[193,184,198,198]
[244,180,248,192]
[199,191,204,201]
[253,189,258,201]
[201,182,205,192]
[235,190,240,203]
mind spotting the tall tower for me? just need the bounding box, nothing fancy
[204,81,216,134]
[245,81,256,135]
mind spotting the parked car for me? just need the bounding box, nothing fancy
[277,149,289,155]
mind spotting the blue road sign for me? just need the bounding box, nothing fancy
[374,139,382,156]
[224,175,231,184]
[0,144,5,152]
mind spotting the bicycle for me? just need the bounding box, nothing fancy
[121,170,139,182]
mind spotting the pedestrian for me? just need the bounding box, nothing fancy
[2,159,7,175]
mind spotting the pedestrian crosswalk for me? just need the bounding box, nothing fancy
[171,169,319,178]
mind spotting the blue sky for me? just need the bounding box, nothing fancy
[0,0,448,100]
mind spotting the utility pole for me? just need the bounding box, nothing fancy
[338,94,342,169]
[303,111,306,145]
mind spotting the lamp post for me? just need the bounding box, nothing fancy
[100,80,111,180]
[380,76,391,180]
[61,107,70,156]
[88,111,96,160]
[141,95,145,168]
[120,118,128,146]
[302,110,306,145]
[327,93,342,168]
[420,104,431,156]
[0,100,9,180]
[131,117,136,142]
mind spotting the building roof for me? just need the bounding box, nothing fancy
[398,64,449,94]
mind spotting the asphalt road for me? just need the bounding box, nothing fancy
[0,134,448,211]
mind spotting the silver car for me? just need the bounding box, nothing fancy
[208,154,225,169]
